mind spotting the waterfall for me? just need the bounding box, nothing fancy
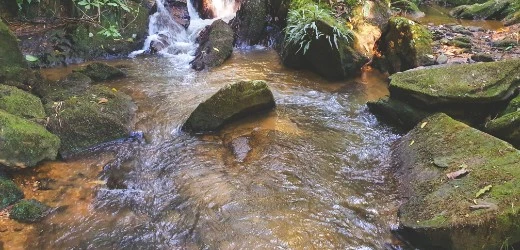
[130,0,237,69]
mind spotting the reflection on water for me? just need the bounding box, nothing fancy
[3,49,400,249]
[407,4,504,30]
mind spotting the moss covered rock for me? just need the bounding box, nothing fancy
[0,176,23,210]
[74,62,125,82]
[191,19,234,70]
[0,84,45,119]
[230,0,268,46]
[183,80,276,132]
[9,199,49,223]
[46,85,135,157]
[367,97,430,130]
[389,59,520,122]
[0,19,27,72]
[450,0,515,20]
[485,95,520,147]
[0,110,60,169]
[34,72,93,104]
[393,113,520,249]
[371,17,433,74]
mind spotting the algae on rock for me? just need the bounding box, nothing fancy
[9,199,50,223]
[74,62,126,82]
[393,113,520,249]
[191,19,234,70]
[0,84,46,119]
[0,176,23,210]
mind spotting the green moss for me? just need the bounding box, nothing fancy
[231,0,267,45]
[0,84,45,119]
[45,85,135,157]
[503,95,520,114]
[0,177,23,210]
[0,110,60,169]
[183,80,276,132]
[372,17,433,74]
[486,110,520,147]
[9,199,49,223]
[34,72,93,104]
[389,59,520,106]
[74,62,125,82]
[450,0,514,20]
[395,113,520,249]
[0,20,27,71]
[192,20,234,70]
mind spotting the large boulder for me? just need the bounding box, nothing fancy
[450,0,515,20]
[74,62,126,82]
[191,19,234,70]
[0,84,46,120]
[45,85,135,157]
[393,113,520,249]
[281,20,368,80]
[0,176,23,210]
[33,72,93,103]
[0,110,60,170]
[371,17,434,74]
[230,0,268,46]
[389,59,520,122]
[0,19,26,72]
[183,80,276,133]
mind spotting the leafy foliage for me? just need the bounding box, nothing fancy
[74,0,135,38]
[284,0,354,54]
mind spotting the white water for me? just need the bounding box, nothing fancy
[130,0,237,69]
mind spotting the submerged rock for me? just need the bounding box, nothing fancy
[191,19,234,71]
[45,85,135,158]
[183,80,276,133]
[367,97,430,130]
[0,110,60,170]
[371,17,433,74]
[74,62,126,82]
[0,84,45,120]
[0,176,24,210]
[393,113,520,249]
[9,199,50,223]
[389,59,520,121]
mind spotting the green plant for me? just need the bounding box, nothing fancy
[74,0,134,38]
[15,0,40,10]
[97,24,122,38]
[284,0,354,54]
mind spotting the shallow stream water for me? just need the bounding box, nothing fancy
[2,49,404,249]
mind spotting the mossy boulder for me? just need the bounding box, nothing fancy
[389,59,520,122]
[371,17,433,74]
[191,19,234,70]
[0,84,45,119]
[367,97,430,130]
[230,0,268,46]
[0,19,27,72]
[33,72,93,103]
[485,95,520,147]
[9,199,49,223]
[450,0,515,20]
[45,85,135,157]
[393,113,520,249]
[183,80,276,133]
[281,20,368,80]
[74,62,125,82]
[0,177,23,210]
[0,110,60,170]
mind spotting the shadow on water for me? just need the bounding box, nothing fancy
[14,49,401,249]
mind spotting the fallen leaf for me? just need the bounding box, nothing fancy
[446,168,469,179]
[25,55,39,62]
[111,88,117,92]
[475,185,492,198]
[98,98,109,104]
[213,47,220,52]
[420,122,428,128]
[409,140,415,146]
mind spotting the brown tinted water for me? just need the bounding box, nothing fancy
[1,49,401,249]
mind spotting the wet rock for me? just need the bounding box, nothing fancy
[393,113,520,250]
[0,110,60,170]
[9,199,50,223]
[389,59,520,122]
[435,54,448,64]
[74,62,126,82]
[45,85,135,158]
[0,84,45,120]
[183,80,276,133]
[230,0,268,46]
[492,39,518,48]
[485,95,520,147]
[191,19,234,70]
[163,0,190,28]
[471,53,494,62]
[0,19,27,76]
[0,177,23,210]
[229,136,252,162]
[281,20,368,80]
[367,97,430,130]
[191,0,217,19]
[371,17,434,74]
[33,72,93,103]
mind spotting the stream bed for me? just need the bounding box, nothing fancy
[2,49,402,249]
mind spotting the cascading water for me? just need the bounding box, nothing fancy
[129,0,237,68]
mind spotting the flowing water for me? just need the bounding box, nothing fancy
[3,49,402,249]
